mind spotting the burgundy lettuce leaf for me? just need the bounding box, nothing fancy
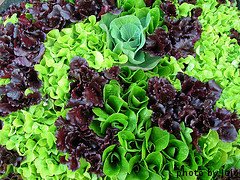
[217,123,238,142]
[74,0,101,19]
[144,0,154,7]
[0,24,15,79]
[0,1,27,20]
[67,57,120,108]
[215,108,239,142]
[0,146,24,176]
[0,88,41,117]
[147,73,240,150]
[148,77,177,106]
[230,28,240,45]
[0,16,44,116]
[144,28,172,57]
[11,66,42,89]
[56,57,120,174]
[27,0,116,32]
[0,64,42,116]
[1,173,23,180]
[217,0,236,5]
[28,1,74,32]
[191,7,202,18]
[0,120,3,130]
[82,76,108,107]
[160,1,177,17]
[145,3,202,59]
[177,72,222,104]
[164,16,202,59]
[103,66,120,80]
[79,0,117,19]
[68,57,99,83]
[178,0,196,4]
[0,104,18,117]
[55,105,118,175]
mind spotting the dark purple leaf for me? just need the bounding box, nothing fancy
[145,3,202,59]
[103,66,120,80]
[148,76,176,105]
[13,57,32,67]
[56,58,119,174]
[1,173,23,180]
[160,1,177,17]
[191,7,202,18]
[55,105,118,175]
[69,57,98,83]
[230,28,240,45]
[82,76,108,107]
[67,57,119,108]
[178,0,196,4]
[0,120,3,130]
[144,0,154,7]
[0,146,23,176]
[0,2,27,20]
[218,123,238,142]
[147,73,240,150]
[144,28,172,57]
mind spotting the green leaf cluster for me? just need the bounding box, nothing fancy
[198,130,240,178]
[117,0,163,34]
[100,9,161,70]
[3,13,18,26]
[0,78,10,86]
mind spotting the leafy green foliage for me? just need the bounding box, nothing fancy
[198,130,238,172]
[92,77,150,135]
[100,12,160,70]
[102,145,129,178]
[0,78,10,86]
[3,13,18,26]
[117,0,163,34]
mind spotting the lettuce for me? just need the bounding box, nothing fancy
[145,2,202,59]
[117,0,163,34]
[0,145,23,179]
[172,0,240,115]
[54,58,120,175]
[198,130,235,171]
[100,12,161,70]
[102,145,129,178]
[0,0,240,179]
[148,73,239,149]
